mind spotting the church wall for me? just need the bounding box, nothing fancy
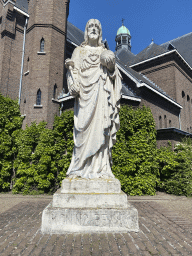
[21,0,69,128]
[139,87,180,131]
[22,26,52,128]
[174,67,192,132]
[0,5,26,101]
[120,70,180,130]
[139,61,177,101]
[132,57,192,134]
[0,3,4,89]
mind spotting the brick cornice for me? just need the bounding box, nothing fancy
[27,24,66,36]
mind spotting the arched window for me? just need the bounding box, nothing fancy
[36,89,41,105]
[182,91,185,98]
[187,95,190,101]
[53,84,57,99]
[169,120,172,127]
[159,116,162,129]
[40,38,45,52]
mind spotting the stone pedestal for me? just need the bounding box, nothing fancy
[41,178,139,233]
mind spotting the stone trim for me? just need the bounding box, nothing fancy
[27,24,66,36]
[56,95,75,102]
[13,6,29,17]
[34,104,43,108]
[122,95,141,102]
[24,70,29,76]
[37,52,46,55]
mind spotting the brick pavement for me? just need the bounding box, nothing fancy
[0,196,192,255]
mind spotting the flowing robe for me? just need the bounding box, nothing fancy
[66,45,122,179]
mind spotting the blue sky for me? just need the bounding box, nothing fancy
[68,0,192,54]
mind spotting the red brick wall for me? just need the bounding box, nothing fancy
[21,0,69,128]
[0,4,25,100]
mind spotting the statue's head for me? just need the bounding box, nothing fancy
[81,19,104,48]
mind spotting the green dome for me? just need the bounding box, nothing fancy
[117,25,130,36]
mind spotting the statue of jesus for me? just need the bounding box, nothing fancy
[65,19,122,179]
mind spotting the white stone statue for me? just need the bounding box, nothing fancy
[65,19,122,179]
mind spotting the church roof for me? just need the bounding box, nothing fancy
[115,47,139,66]
[15,0,28,14]
[117,25,130,36]
[67,21,84,46]
[161,32,192,68]
[130,42,167,65]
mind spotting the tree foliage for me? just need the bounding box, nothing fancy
[1,93,192,197]
[12,111,74,194]
[112,105,159,195]
[0,94,23,191]
[157,138,192,196]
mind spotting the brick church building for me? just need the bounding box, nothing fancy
[0,0,192,147]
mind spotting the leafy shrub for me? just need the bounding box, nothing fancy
[12,111,74,194]
[112,105,159,195]
[0,94,23,191]
[157,138,192,196]
[1,92,191,197]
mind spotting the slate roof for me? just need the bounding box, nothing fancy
[67,21,84,46]
[161,32,192,68]
[115,47,138,66]
[115,42,168,67]
[121,82,138,98]
[131,42,167,65]
[15,0,28,14]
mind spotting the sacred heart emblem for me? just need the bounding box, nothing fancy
[88,53,99,62]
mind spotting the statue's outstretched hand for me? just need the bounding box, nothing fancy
[65,59,74,70]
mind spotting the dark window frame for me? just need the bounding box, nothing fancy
[36,89,41,105]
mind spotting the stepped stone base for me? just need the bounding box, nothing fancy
[41,178,139,233]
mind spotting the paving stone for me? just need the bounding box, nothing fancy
[0,195,192,255]
[51,236,66,255]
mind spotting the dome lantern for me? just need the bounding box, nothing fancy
[115,19,131,51]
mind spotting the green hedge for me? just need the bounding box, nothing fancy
[0,94,192,196]
[157,139,192,196]
[0,94,23,191]
[12,111,74,194]
[112,105,159,195]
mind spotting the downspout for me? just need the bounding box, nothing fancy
[60,102,64,116]
[18,17,28,106]
[179,110,181,130]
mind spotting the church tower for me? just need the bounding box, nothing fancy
[21,0,70,128]
[115,20,131,51]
